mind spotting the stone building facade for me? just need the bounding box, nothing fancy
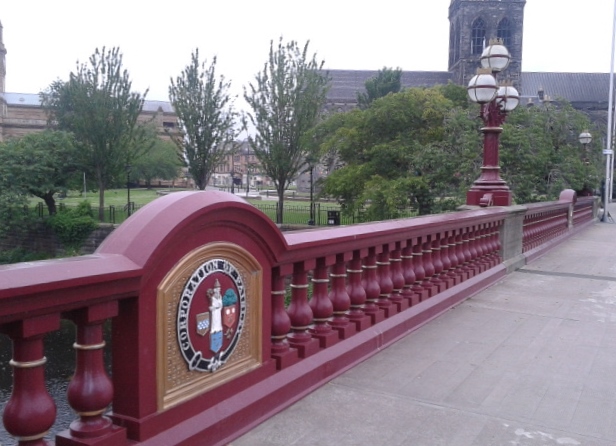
[0,19,179,143]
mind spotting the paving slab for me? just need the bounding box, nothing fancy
[232,210,616,446]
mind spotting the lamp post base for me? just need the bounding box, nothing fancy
[466,189,512,207]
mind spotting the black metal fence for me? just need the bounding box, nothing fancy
[33,202,142,225]
[30,201,415,226]
[250,202,417,226]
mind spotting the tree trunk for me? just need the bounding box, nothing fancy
[42,193,57,216]
[276,186,285,224]
[98,186,105,222]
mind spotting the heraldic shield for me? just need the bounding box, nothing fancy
[196,312,210,336]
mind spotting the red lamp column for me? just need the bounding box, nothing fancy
[466,39,519,207]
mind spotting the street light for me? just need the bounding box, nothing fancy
[579,130,592,164]
[578,131,594,198]
[466,39,519,207]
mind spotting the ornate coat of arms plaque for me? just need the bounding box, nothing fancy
[177,261,245,373]
[157,243,262,410]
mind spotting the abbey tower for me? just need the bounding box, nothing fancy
[448,0,526,88]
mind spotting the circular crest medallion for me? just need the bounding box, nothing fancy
[177,258,246,372]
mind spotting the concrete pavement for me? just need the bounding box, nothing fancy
[232,208,616,445]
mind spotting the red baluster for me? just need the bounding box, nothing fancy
[400,242,419,306]
[467,226,481,275]
[453,230,468,283]
[486,222,499,267]
[389,245,408,311]
[2,314,60,446]
[270,268,299,369]
[57,303,127,445]
[421,236,438,297]
[440,231,456,288]
[411,239,430,301]
[492,222,502,265]
[347,250,372,331]
[479,225,491,271]
[309,258,338,348]
[474,225,487,271]
[430,234,446,293]
[362,248,385,324]
[376,248,396,317]
[460,228,474,278]
[329,254,356,339]
[287,262,319,358]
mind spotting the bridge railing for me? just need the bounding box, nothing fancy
[0,190,597,446]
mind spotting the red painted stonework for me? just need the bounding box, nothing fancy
[0,190,595,446]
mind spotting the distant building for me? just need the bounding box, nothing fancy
[326,0,611,129]
[0,20,179,143]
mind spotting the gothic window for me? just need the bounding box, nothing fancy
[471,18,486,55]
[497,18,512,47]
[449,23,455,66]
[455,21,461,61]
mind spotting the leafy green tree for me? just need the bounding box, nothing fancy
[130,125,182,188]
[315,87,455,217]
[0,187,32,242]
[169,50,241,190]
[41,46,147,220]
[314,85,602,217]
[499,101,602,202]
[0,131,79,215]
[244,37,330,223]
[357,67,402,109]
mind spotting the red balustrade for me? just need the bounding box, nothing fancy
[329,254,355,339]
[346,250,371,331]
[0,190,596,446]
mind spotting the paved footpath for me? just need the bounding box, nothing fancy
[232,209,616,446]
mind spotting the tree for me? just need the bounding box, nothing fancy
[41,46,147,220]
[313,85,603,218]
[169,50,240,190]
[317,87,456,217]
[357,67,402,109]
[244,37,330,223]
[132,135,183,188]
[499,101,602,202]
[0,130,79,215]
[0,180,32,243]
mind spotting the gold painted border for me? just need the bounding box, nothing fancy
[156,242,263,411]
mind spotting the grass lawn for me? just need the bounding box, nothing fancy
[30,188,346,225]
[33,188,169,207]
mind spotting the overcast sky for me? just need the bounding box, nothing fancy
[1,0,614,104]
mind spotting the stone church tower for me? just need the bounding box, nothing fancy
[0,20,5,94]
[448,0,526,89]
[0,20,6,141]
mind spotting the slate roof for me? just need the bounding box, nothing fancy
[2,92,174,112]
[327,69,453,102]
[520,72,610,106]
[328,69,613,108]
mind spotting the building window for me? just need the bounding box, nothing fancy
[455,21,461,61]
[497,18,512,48]
[471,18,486,55]
[163,121,176,128]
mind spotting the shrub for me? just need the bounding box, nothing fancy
[0,248,51,265]
[47,201,98,251]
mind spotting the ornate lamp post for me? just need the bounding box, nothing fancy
[578,130,593,197]
[466,39,519,207]
[579,130,592,163]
